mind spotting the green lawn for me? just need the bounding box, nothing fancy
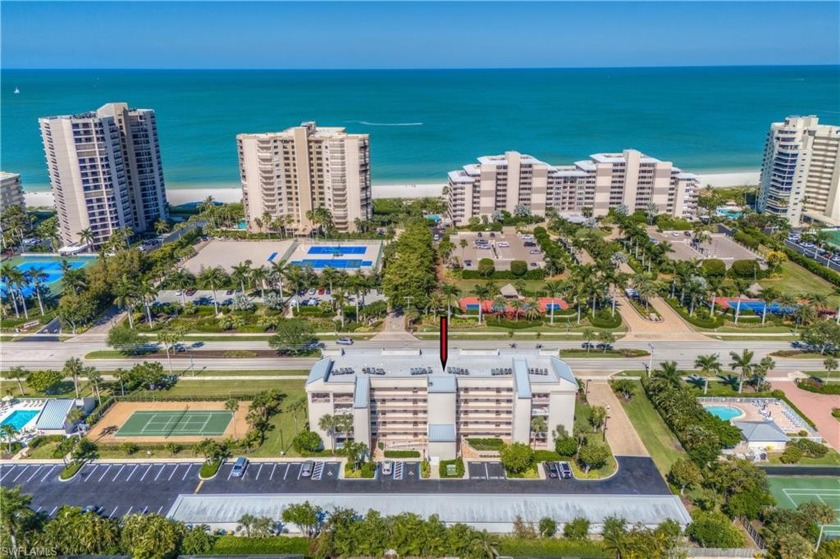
[137,379,305,399]
[186,370,309,377]
[767,450,840,466]
[759,260,840,307]
[614,381,686,474]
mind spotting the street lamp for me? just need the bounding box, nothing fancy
[647,343,654,376]
[603,405,611,442]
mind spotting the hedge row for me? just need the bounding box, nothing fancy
[733,230,760,249]
[796,378,840,395]
[746,227,840,288]
[383,450,421,458]
[663,297,724,329]
[459,269,547,280]
[485,318,543,330]
[590,310,622,329]
[210,536,310,555]
[466,438,505,450]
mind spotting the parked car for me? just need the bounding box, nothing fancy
[558,461,573,479]
[318,288,325,295]
[581,342,596,350]
[185,288,197,296]
[524,241,536,247]
[546,462,559,479]
[81,505,104,515]
[529,249,541,254]
[337,337,354,346]
[382,460,393,476]
[308,288,317,295]
[301,460,314,477]
[596,343,613,351]
[497,242,510,248]
[231,457,249,477]
[464,260,472,266]
[226,289,235,295]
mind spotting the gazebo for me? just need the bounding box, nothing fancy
[499,284,519,298]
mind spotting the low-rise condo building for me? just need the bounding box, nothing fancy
[39,103,168,249]
[757,115,840,227]
[446,149,698,225]
[238,122,371,234]
[305,348,577,461]
[0,172,26,213]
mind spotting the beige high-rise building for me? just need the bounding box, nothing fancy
[757,116,840,227]
[39,103,168,249]
[237,122,371,234]
[447,149,698,225]
[305,348,577,461]
[0,172,26,213]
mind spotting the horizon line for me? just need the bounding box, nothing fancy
[4,63,839,72]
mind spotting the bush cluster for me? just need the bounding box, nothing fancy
[589,309,622,329]
[466,438,504,451]
[459,269,547,280]
[439,458,465,478]
[383,450,420,458]
[797,377,840,395]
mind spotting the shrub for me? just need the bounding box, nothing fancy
[478,258,495,277]
[500,442,535,474]
[383,450,420,458]
[510,260,527,277]
[439,458,465,478]
[797,378,840,395]
[562,517,590,540]
[795,438,829,458]
[832,409,840,418]
[467,438,504,451]
[210,536,309,555]
[121,441,140,455]
[730,259,761,279]
[420,460,430,478]
[779,446,802,464]
[702,259,727,277]
[59,463,83,480]
[199,461,221,478]
[538,517,557,538]
[589,310,622,329]
[733,230,760,249]
[686,510,744,548]
[292,431,323,453]
[27,434,64,449]
[555,437,578,457]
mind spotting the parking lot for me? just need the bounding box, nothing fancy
[649,230,758,268]
[0,457,668,519]
[450,231,544,271]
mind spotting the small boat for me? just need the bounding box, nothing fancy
[14,87,20,94]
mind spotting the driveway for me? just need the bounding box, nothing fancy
[771,381,840,450]
[586,382,649,457]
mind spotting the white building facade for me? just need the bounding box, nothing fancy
[237,122,371,234]
[0,172,26,213]
[39,103,168,249]
[757,115,840,227]
[446,149,698,225]
[305,349,578,461]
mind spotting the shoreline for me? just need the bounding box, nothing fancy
[22,171,760,208]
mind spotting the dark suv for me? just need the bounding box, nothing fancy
[546,462,559,479]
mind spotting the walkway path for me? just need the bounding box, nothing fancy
[371,312,417,343]
[618,296,707,342]
[586,381,649,457]
[771,381,840,451]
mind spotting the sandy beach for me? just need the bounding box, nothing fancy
[23,171,760,209]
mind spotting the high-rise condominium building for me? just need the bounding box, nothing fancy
[757,116,840,227]
[237,122,371,234]
[306,348,577,461]
[39,103,168,249]
[446,149,698,226]
[0,172,26,213]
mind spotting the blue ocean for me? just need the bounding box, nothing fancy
[2,66,838,191]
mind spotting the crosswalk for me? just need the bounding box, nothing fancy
[393,462,404,480]
[311,461,325,480]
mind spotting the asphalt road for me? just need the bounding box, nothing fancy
[0,338,814,374]
[0,457,667,519]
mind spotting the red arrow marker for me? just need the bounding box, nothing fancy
[440,317,448,372]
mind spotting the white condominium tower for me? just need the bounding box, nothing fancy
[0,172,26,213]
[757,116,840,227]
[237,122,371,234]
[39,103,168,249]
[447,149,698,226]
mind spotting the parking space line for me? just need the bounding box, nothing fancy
[182,464,192,480]
[109,506,119,518]
[12,466,30,482]
[126,506,133,515]
[40,465,57,482]
[283,464,290,480]
[139,465,153,482]
[49,506,57,517]
[484,463,489,478]
[157,506,163,514]
[255,464,263,480]
[270,463,277,480]
[98,464,113,482]
[227,465,235,480]
[297,465,302,480]
[26,465,43,482]
[112,465,126,481]
[35,507,42,513]
[83,465,98,482]
[154,464,166,481]
[125,464,140,481]
[168,464,179,481]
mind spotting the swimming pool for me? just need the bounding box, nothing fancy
[716,207,743,219]
[704,405,745,421]
[1,255,95,296]
[0,410,40,430]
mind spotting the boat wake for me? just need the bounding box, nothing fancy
[347,120,423,127]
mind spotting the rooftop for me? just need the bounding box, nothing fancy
[306,349,576,388]
[733,421,789,443]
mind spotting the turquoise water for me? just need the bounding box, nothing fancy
[3,67,839,192]
[716,207,744,218]
[0,410,39,430]
[705,405,744,421]
[1,255,95,296]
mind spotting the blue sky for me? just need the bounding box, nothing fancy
[3,1,838,69]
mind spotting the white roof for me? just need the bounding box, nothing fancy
[733,421,788,443]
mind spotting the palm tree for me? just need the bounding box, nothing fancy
[319,414,337,452]
[231,261,252,293]
[524,300,541,322]
[602,516,629,559]
[441,283,461,321]
[472,283,492,325]
[78,228,95,252]
[459,238,468,261]
[631,274,658,310]
[729,348,755,393]
[508,298,525,321]
[138,278,158,327]
[269,261,287,298]
[530,415,547,446]
[157,329,182,375]
[544,280,562,325]
[694,353,722,378]
[198,266,226,315]
[154,219,170,236]
[1,264,21,317]
[492,295,507,319]
[333,289,348,328]
[6,366,27,396]
[320,267,340,295]
[114,276,139,329]
[25,266,47,315]
[169,269,194,308]
[63,357,84,399]
[823,356,837,383]
[654,360,682,387]
[0,485,34,556]
[1,424,18,454]
[225,399,239,437]
[251,266,268,299]
[83,366,103,405]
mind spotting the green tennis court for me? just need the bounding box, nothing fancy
[821,229,840,248]
[116,410,233,437]
[769,476,840,538]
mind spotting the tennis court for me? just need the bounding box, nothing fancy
[116,410,233,437]
[769,476,840,538]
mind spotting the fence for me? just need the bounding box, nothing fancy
[115,393,265,403]
[739,516,766,550]
[684,548,763,558]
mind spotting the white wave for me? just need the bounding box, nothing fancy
[347,120,424,127]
